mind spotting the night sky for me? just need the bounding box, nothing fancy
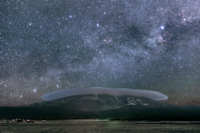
[1,0,200,106]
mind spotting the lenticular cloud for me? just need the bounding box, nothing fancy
[42,87,168,101]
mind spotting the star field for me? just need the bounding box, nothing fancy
[1,0,200,106]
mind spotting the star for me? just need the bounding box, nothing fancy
[160,26,164,30]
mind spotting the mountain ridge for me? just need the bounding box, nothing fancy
[27,94,173,111]
[0,94,200,120]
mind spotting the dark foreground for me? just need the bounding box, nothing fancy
[0,120,200,133]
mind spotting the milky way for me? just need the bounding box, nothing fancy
[1,0,200,106]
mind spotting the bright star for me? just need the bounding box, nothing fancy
[160,26,164,30]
